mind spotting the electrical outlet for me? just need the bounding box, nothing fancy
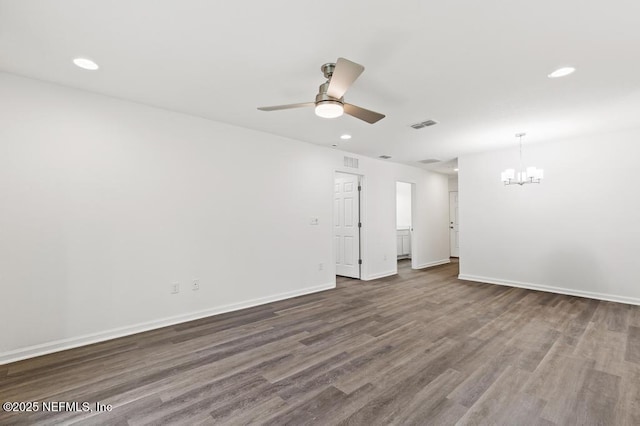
[318,263,324,271]
[192,279,200,291]
[171,282,180,294]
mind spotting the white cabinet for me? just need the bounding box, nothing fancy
[397,228,411,258]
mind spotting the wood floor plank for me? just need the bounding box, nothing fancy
[69,395,164,426]
[214,395,289,425]
[457,366,550,426]
[261,333,374,383]
[507,320,560,372]
[572,368,621,426]
[625,325,640,364]
[1,259,639,425]
[448,345,522,408]
[274,344,394,402]
[333,326,441,394]
[629,308,640,327]
[389,368,465,425]
[615,369,640,425]
[527,344,596,424]
[263,385,349,426]
[560,297,599,346]
[339,337,488,424]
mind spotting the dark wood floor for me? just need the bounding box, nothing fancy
[2,260,640,425]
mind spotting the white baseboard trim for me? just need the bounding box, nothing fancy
[458,274,640,306]
[363,259,451,281]
[364,270,397,281]
[414,258,451,269]
[0,282,335,365]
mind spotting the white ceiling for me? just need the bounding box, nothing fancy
[1,0,639,172]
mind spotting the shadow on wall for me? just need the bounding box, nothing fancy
[542,247,605,294]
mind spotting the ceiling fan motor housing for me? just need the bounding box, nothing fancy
[316,82,343,105]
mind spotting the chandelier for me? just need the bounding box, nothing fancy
[501,133,544,186]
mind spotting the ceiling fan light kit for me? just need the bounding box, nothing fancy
[258,57,385,124]
[315,100,344,118]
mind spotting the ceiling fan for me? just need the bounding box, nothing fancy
[258,57,385,124]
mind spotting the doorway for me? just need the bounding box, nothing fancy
[449,191,459,257]
[334,172,362,279]
[396,182,413,265]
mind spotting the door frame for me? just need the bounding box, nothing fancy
[449,191,459,258]
[396,180,418,269]
[333,171,365,280]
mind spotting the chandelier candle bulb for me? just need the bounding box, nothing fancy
[527,167,536,180]
[502,169,515,181]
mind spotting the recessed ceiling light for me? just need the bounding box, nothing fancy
[73,57,99,71]
[454,168,459,172]
[548,67,575,78]
[340,134,352,140]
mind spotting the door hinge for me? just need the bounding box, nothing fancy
[358,259,362,265]
[358,222,362,228]
[358,185,362,191]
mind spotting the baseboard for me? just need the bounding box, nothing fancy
[364,270,397,281]
[414,258,451,269]
[0,282,336,365]
[364,259,451,281]
[458,274,640,306]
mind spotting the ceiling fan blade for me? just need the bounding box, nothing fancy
[344,103,385,124]
[327,58,364,99]
[257,102,314,111]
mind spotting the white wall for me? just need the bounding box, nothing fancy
[0,73,450,363]
[458,128,640,305]
[396,182,412,228]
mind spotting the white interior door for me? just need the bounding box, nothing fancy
[335,172,360,278]
[449,191,460,257]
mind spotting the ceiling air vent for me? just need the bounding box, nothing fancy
[344,156,359,168]
[410,119,438,129]
[379,155,392,159]
[419,158,441,164]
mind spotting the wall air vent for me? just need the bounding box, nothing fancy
[419,158,441,164]
[410,119,438,129]
[379,155,392,159]
[344,156,359,168]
